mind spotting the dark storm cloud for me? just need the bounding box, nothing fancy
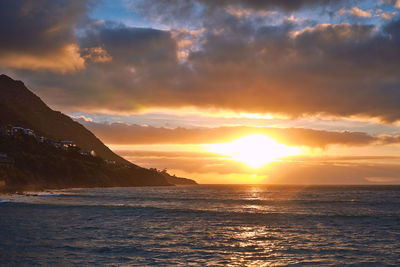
[75,119,399,148]
[0,0,86,51]
[17,22,181,110]
[163,20,400,122]
[0,0,94,72]
[131,0,345,17]
[4,0,400,122]
[80,24,177,65]
[129,0,347,34]
[198,0,344,11]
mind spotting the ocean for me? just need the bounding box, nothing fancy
[0,185,399,266]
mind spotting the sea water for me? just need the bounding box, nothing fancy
[0,185,399,266]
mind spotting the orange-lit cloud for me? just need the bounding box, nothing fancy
[338,7,373,18]
[2,0,400,122]
[77,119,400,148]
[15,18,400,122]
[113,147,400,184]
[0,44,85,73]
[0,0,89,73]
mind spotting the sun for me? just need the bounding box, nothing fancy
[206,134,301,168]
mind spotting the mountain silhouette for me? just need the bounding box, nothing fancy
[0,74,130,164]
[0,74,196,189]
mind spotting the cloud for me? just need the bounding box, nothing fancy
[376,9,398,20]
[381,0,400,8]
[264,162,400,184]
[365,176,399,183]
[0,44,85,73]
[18,23,179,111]
[339,7,398,20]
[0,0,89,72]
[75,119,400,148]
[198,0,344,11]
[82,46,112,63]
[113,146,400,184]
[71,115,93,122]
[131,0,345,16]
[338,7,372,18]
[4,1,400,122]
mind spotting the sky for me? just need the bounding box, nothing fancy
[2,0,400,184]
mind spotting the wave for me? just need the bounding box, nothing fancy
[46,193,400,206]
[2,192,399,211]
[25,192,66,197]
[0,192,68,204]
[1,201,394,219]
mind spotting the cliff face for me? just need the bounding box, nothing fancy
[0,74,129,165]
[0,74,197,188]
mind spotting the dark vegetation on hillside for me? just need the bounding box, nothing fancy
[0,74,197,191]
[0,74,129,164]
[0,133,173,192]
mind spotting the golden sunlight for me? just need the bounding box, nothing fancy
[206,134,302,168]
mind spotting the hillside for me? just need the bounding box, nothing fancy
[0,74,129,165]
[164,174,198,185]
[0,133,170,191]
[0,74,197,188]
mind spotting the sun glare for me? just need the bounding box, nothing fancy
[206,134,302,168]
